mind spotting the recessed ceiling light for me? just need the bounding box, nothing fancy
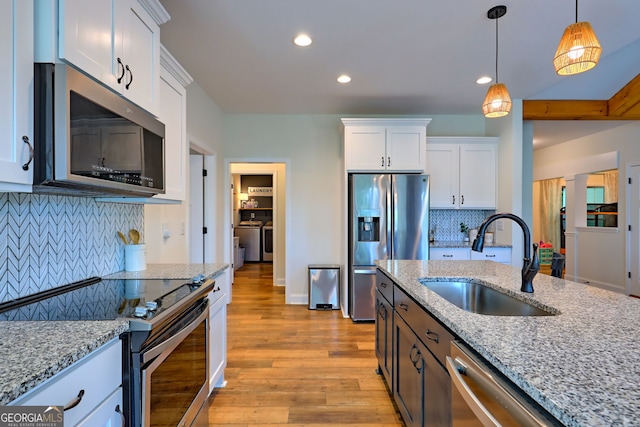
[337,74,352,84]
[293,34,312,47]
[477,76,492,84]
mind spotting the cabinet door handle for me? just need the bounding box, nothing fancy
[409,343,419,364]
[443,254,453,258]
[63,389,85,411]
[387,156,391,167]
[381,156,385,167]
[125,65,133,89]
[461,195,465,205]
[380,282,387,288]
[398,302,409,311]
[117,58,125,83]
[378,305,387,320]
[21,136,34,171]
[415,350,423,374]
[486,254,496,258]
[115,404,125,427]
[425,329,440,343]
[452,195,455,205]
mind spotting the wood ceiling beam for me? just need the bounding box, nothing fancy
[523,100,609,120]
[608,73,640,117]
[523,73,640,120]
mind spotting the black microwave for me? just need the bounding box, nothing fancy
[33,63,165,197]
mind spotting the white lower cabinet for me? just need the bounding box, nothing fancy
[11,339,122,426]
[209,270,230,393]
[430,247,470,260]
[76,388,123,427]
[431,247,511,265]
[470,247,512,264]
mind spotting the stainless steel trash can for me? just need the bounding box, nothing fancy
[308,264,340,310]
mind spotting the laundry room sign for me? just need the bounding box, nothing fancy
[248,187,273,196]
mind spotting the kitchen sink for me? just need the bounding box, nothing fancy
[421,280,557,316]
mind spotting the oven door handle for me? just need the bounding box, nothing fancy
[142,305,209,364]
[446,356,547,427]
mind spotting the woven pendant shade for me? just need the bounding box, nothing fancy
[554,21,601,75]
[482,83,512,118]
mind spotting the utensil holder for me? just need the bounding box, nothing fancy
[125,244,147,271]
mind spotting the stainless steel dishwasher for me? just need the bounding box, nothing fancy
[446,341,563,426]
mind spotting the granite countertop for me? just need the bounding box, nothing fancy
[430,241,512,248]
[0,321,128,405]
[376,259,640,427]
[103,263,229,280]
[0,263,229,405]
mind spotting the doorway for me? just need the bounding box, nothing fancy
[627,163,640,296]
[188,142,216,264]
[228,162,286,290]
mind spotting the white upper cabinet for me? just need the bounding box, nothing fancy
[0,0,34,192]
[54,0,168,115]
[343,118,431,172]
[427,137,497,209]
[153,45,193,202]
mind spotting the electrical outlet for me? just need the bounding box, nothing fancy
[250,213,255,220]
[497,220,504,231]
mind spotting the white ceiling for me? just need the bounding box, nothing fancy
[157,0,640,148]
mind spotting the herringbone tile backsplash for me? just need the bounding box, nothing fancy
[0,193,143,303]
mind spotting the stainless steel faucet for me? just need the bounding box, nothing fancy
[471,213,539,293]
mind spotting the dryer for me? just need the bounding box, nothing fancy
[235,221,263,262]
[262,221,273,261]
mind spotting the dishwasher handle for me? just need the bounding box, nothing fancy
[446,356,548,427]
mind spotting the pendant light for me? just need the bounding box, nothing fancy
[482,5,511,118]
[553,0,601,75]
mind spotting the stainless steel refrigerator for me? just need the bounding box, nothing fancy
[348,174,429,321]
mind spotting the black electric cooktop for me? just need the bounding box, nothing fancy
[0,276,209,322]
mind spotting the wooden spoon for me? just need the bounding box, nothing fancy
[117,231,129,245]
[129,229,141,245]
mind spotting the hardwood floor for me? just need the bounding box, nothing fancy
[198,263,404,426]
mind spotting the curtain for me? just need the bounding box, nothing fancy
[603,170,618,204]
[539,178,563,249]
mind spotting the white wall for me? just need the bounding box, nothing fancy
[533,121,640,292]
[222,114,344,304]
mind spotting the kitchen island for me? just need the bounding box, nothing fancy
[0,263,228,405]
[377,259,640,427]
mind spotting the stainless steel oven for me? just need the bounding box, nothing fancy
[0,274,215,427]
[122,277,215,427]
[135,299,209,427]
[446,341,562,426]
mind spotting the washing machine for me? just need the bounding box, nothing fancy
[262,221,273,261]
[235,220,263,262]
